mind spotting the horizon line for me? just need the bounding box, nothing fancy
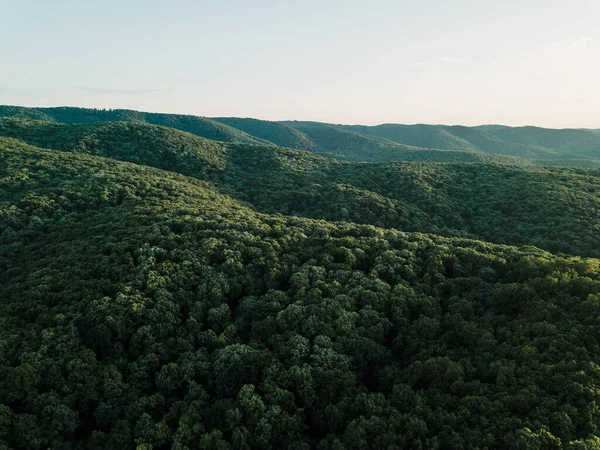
[1,103,598,131]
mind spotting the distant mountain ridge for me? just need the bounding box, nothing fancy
[1,105,600,165]
[0,105,270,145]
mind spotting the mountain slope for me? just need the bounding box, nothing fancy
[0,116,533,170]
[223,144,600,257]
[335,123,563,159]
[341,123,480,152]
[0,118,228,174]
[0,105,271,145]
[3,119,600,259]
[280,121,445,162]
[478,125,600,158]
[213,119,537,165]
[212,117,317,150]
[3,139,600,449]
[338,122,600,160]
[3,105,600,164]
[0,105,56,122]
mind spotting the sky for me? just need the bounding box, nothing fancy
[1,0,599,127]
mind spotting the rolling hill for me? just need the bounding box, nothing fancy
[282,120,600,163]
[3,118,600,259]
[212,117,317,151]
[4,106,600,449]
[3,137,600,449]
[0,105,270,145]
[3,105,600,165]
[0,118,229,175]
[336,123,600,160]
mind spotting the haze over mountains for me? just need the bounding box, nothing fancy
[2,105,600,166]
[3,104,600,449]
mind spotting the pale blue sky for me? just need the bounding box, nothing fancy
[1,0,599,127]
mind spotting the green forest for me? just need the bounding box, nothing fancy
[2,106,600,449]
[3,105,600,166]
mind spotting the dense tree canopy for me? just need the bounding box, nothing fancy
[3,105,600,165]
[3,107,600,449]
[2,119,600,258]
[2,138,600,449]
[0,106,269,145]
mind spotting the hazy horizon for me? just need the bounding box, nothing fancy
[5,103,600,131]
[2,0,599,128]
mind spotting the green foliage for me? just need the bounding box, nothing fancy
[0,106,270,145]
[279,121,429,162]
[3,107,600,449]
[3,139,600,449]
[213,117,317,151]
[0,105,56,122]
[4,118,600,259]
[0,119,228,174]
[338,122,600,162]
[280,121,524,164]
[5,105,600,165]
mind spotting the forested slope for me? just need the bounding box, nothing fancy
[335,123,600,161]
[0,106,269,145]
[3,139,600,449]
[0,105,55,121]
[0,118,229,174]
[2,119,600,258]
[212,117,317,151]
[340,123,480,151]
[477,125,600,158]
[223,145,600,257]
[3,105,599,165]
[280,121,429,161]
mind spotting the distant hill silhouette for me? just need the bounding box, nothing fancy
[2,105,599,165]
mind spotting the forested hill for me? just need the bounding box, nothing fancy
[3,106,600,449]
[286,121,600,163]
[2,105,600,165]
[3,137,600,449]
[0,105,270,145]
[2,118,600,258]
[211,117,317,151]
